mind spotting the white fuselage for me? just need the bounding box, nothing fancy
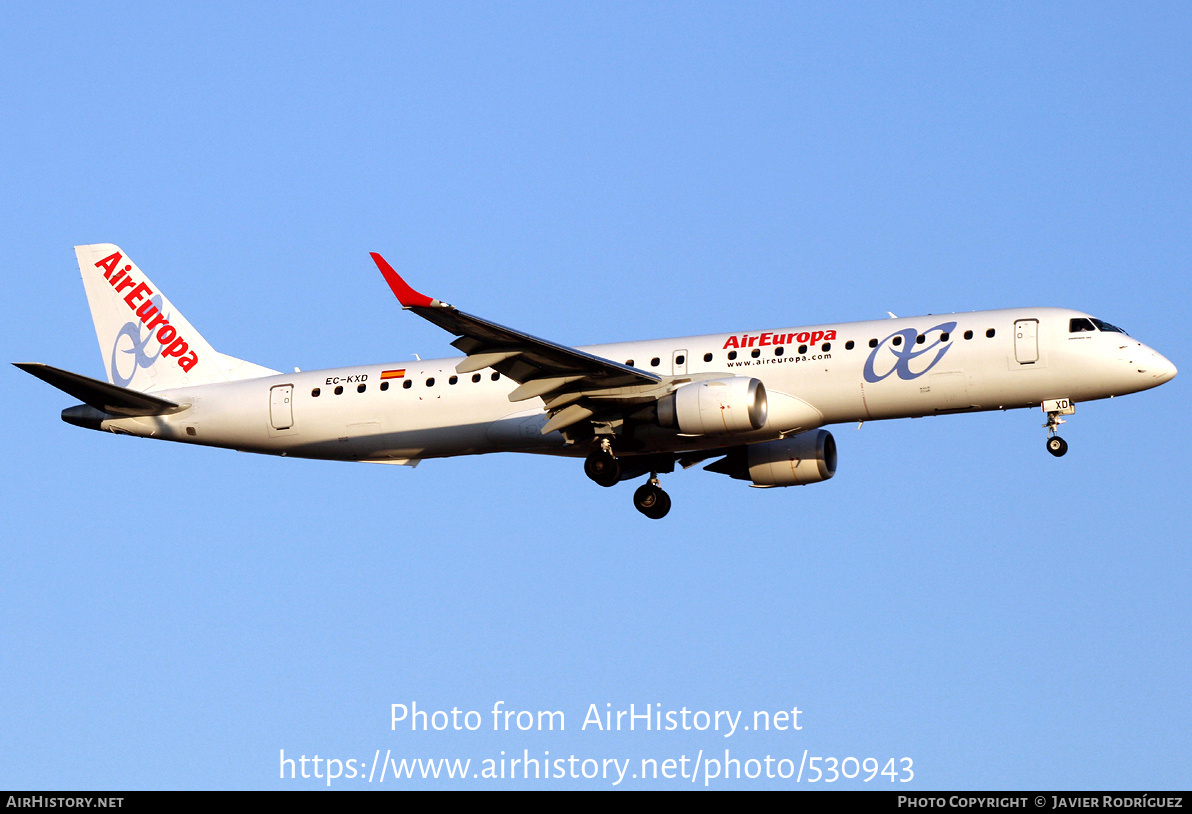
[89,307,1175,464]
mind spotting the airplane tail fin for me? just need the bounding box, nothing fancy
[75,244,278,391]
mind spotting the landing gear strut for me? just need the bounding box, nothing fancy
[1042,400,1073,457]
[633,475,671,520]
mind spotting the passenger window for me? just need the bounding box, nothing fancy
[472,373,481,383]
[986,328,995,338]
[403,380,412,389]
[845,340,854,350]
[869,338,878,348]
[892,336,903,346]
[728,351,737,360]
[964,330,974,340]
[916,334,925,344]
[491,372,500,381]
[798,344,808,354]
[357,384,366,393]
[751,349,760,358]
[651,357,660,367]
[426,377,435,387]
[334,386,343,395]
[625,360,634,367]
[380,382,389,391]
[449,376,458,385]
[822,342,831,352]
[940,332,950,342]
[703,353,713,362]
[311,388,321,397]
[675,355,685,366]
[775,346,784,356]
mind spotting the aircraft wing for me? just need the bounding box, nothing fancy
[372,254,663,433]
[15,363,185,417]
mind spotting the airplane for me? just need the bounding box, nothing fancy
[16,244,1178,519]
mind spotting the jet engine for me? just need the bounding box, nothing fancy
[705,429,837,486]
[656,377,767,435]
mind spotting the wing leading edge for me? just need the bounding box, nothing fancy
[370,254,663,433]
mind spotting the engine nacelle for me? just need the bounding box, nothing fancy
[657,377,767,435]
[706,430,837,487]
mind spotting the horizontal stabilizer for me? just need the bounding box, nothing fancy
[14,363,184,417]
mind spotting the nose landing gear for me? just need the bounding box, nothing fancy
[1042,398,1075,457]
[633,476,671,520]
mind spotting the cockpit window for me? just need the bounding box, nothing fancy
[1069,318,1096,332]
[1090,318,1127,335]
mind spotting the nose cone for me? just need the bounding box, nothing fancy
[1117,343,1177,394]
[1131,345,1177,387]
[1153,352,1177,384]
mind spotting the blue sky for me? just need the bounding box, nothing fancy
[2,2,1189,789]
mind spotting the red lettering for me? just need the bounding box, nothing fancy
[723,328,835,349]
[95,252,122,278]
[135,300,158,321]
[162,338,189,359]
[114,276,137,294]
[124,282,151,309]
[156,324,177,345]
[145,312,168,330]
[178,352,198,372]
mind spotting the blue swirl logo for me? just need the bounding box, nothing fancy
[863,321,957,383]
[109,295,167,388]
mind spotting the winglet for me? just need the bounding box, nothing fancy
[370,253,437,309]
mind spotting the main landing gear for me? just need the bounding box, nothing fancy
[633,477,671,520]
[583,445,673,519]
[583,445,621,487]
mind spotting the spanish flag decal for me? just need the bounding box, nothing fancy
[381,369,406,380]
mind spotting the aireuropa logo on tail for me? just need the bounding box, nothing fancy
[94,251,199,385]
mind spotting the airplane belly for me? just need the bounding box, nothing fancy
[860,369,976,418]
[485,409,569,452]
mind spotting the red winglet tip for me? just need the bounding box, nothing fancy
[370,253,434,308]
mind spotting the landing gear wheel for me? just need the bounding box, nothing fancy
[633,482,671,519]
[1046,436,1068,457]
[584,450,622,487]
